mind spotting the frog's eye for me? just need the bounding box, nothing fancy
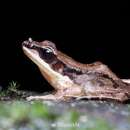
[39,47,56,63]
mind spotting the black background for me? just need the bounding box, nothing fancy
[0,1,129,92]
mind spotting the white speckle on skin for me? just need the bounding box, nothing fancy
[84,82,95,93]
[122,79,130,84]
[28,37,33,42]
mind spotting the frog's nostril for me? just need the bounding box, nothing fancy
[22,40,32,48]
[22,39,36,49]
[22,38,33,47]
[22,41,28,46]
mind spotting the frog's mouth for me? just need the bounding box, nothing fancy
[22,38,73,89]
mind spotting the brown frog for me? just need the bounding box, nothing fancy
[22,38,130,102]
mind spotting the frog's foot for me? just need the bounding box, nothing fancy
[26,93,68,101]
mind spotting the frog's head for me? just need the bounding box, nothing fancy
[22,38,58,64]
[22,38,73,89]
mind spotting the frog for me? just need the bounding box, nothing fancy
[22,38,130,102]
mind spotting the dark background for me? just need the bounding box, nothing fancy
[0,1,129,92]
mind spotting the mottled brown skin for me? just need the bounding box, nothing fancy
[22,38,130,102]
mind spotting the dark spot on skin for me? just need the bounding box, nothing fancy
[63,66,82,75]
[97,80,105,86]
[52,61,64,72]
[62,65,83,80]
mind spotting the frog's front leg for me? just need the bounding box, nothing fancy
[26,91,71,101]
[27,86,84,101]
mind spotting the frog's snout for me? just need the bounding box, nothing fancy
[22,38,34,48]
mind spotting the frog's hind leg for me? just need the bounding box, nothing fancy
[65,91,129,102]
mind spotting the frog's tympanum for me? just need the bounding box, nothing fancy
[22,38,130,102]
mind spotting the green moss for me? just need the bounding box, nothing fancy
[8,81,20,92]
[0,81,20,97]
